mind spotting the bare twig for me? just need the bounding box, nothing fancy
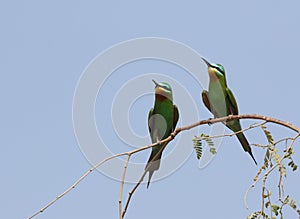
[278,165,284,201]
[28,152,129,219]
[200,121,266,141]
[252,137,295,149]
[119,155,131,219]
[121,137,172,218]
[261,181,267,217]
[29,114,300,219]
[122,170,148,218]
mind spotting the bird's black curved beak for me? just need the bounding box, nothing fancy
[152,79,159,87]
[201,57,213,67]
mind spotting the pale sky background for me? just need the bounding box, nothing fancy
[1,1,300,219]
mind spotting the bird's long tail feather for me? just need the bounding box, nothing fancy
[236,132,257,165]
[147,171,154,188]
[145,154,162,188]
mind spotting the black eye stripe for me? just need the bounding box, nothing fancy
[214,66,225,75]
[163,85,171,91]
[158,84,170,90]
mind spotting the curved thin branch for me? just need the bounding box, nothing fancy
[177,114,300,133]
[28,114,300,219]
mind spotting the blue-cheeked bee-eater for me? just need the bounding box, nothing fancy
[145,80,179,188]
[201,58,257,164]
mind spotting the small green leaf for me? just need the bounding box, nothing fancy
[210,147,216,154]
[263,190,271,198]
[293,165,298,171]
[192,136,202,160]
[279,166,287,177]
[271,204,280,216]
[289,199,297,210]
[288,159,298,172]
[247,211,261,219]
[283,195,290,205]
[261,126,274,145]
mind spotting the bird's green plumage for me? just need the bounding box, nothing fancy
[201,58,257,164]
[145,81,179,188]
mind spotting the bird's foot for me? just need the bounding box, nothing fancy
[170,132,176,139]
[207,117,213,126]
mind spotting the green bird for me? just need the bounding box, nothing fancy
[201,57,257,164]
[145,80,179,188]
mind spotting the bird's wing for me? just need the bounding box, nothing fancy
[173,105,179,131]
[148,108,154,135]
[226,87,239,115]
[202,90,212,112]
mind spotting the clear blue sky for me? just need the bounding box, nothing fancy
[1,1,300,218]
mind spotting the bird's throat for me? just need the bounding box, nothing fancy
[155,93,169,101]
[209,72,220,82]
